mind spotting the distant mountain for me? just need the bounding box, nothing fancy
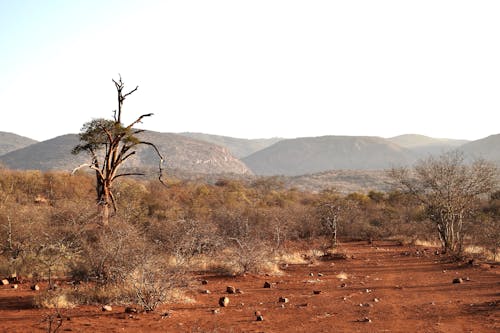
[388,134,468,148]
[459,134,500,164]
[0,131,252,175]
[0,131,37,156]
[388,134,469,157]
[243,136,414,176]
[179,132,282,158]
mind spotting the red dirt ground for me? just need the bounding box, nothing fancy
[0,241,498,332]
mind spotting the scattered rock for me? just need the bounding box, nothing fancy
[255,310,262,316]
[340,283,347,288]
[263,281,272,288]
[31,284,40,291]
[201,280,209,285]
[453,278,463,284]
[1,279,9,286]
[219,296,230,307]
[11,284,18,289]
[7,273,19,284]
[359,317,372,323]
[160,312,170,319]
[373,298,380,303]
[464,276,470,281]
[226,286,236,294]
[309,273,314,277]
[313,290,321,295]
[212,309,220,314]
[202,289,211,294]
[102,305,112,312]
[236,288,243,294]
[321,252,348,261]
[256,315,264,321]
[278,296,289,303]
[365,289,372,293]
[317,273,324,277]
[125,307,138,314]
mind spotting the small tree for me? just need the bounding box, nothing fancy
[316,189,355,247]
[72,76,165,225]
[390,151,497,256]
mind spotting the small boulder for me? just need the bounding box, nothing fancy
[11,284,18,289]
[1,279,9,286]
[102,305,113,312]
[453,278,463,284]
[202,289,211,294]
[201,280,209,285]
[278,296,289,303]
[313,290,321,295]
[236,288,244,294]
[219,296,229,307]
[226,286,236,294]
[31,284,40,291]
[256,315,264,321]
[263,281,272,288]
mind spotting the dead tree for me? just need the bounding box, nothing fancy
[72,76,165,225]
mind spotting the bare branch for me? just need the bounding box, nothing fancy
[71,163,91,175]
[112,172,146,181]
[122,86,139,99]
[139,141,168,187]
[126,113,154,130]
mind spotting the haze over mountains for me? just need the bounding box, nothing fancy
[1,130,498,192]
[0,132,37,156]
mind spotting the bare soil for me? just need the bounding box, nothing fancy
[1,241,498,332]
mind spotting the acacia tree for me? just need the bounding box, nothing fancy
[72,76,165,225]
[390,151,497,256]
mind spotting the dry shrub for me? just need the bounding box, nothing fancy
[34,290,75,309]
[129,257,187,311]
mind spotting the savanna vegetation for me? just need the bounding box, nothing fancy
[0,161,498,311]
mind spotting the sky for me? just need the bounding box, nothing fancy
[0,0,499,142]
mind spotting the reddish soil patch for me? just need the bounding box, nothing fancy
[1,241,498,332]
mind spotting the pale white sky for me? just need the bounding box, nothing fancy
[1,0,499,142]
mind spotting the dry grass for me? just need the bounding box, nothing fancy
[34,291,75,309]
[413,239,440,247]
[464,245,499,262]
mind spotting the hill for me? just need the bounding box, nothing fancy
[459,134,500,163]
[179,132,282,158]
[242,136,414,176]
[388,134,469,157]
[0,131,37,156]
[0,131,252,174]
